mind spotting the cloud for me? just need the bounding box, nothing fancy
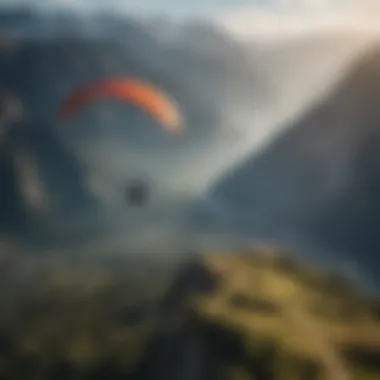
[214,2,380,39]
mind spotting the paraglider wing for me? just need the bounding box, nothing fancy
[58,78,183,134]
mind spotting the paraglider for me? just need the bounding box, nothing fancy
[58,78,183,135]
[125,180,149,206]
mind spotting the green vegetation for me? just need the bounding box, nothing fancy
[191,248,380,380]
[0,250,176,379]
[0,245,378,379]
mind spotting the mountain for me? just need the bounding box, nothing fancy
[210,44,380,290]
[2,7,380,266]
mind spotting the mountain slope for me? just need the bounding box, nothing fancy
[211,44,380,288]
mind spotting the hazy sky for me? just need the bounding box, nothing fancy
[1,0,380,36]
[1,0,380,16]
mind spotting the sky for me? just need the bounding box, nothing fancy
[1,0,380,37]
[1,0,380,17]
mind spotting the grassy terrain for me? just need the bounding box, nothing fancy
[0,244,379,379]
[191,247,380,380]
[0,247,179,379]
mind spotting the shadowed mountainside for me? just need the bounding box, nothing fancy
[211,43,380,289]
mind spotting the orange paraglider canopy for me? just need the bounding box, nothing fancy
[58,78,183,134]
